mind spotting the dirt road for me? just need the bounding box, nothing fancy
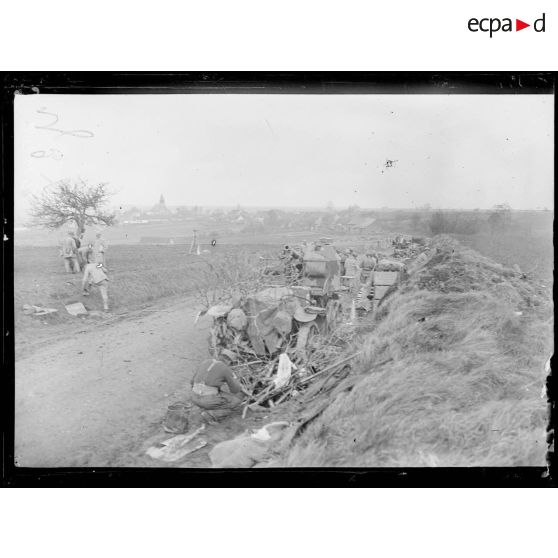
[15,299,220,467]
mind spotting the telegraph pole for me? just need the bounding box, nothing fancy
[189,229,199,255]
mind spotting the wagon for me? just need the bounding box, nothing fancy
[207,245,347,359]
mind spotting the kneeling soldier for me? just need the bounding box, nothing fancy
[190,349,248,423]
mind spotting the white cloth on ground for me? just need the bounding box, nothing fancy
[273,353,297,389]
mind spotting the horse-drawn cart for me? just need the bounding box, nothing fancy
[206,243,347,359]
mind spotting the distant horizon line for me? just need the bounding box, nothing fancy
[13,204,552,225]
[113,204,553,212]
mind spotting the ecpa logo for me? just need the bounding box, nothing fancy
[468,13,546,37]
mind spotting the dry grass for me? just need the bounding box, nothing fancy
[276,236,552,467]
[451,231,553,284]
[13,243,278,354]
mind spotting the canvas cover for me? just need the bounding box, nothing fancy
[242,287,302,355]
[373,271,400,286]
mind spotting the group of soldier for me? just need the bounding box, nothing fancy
[60,230,110,311]
[280,240,379,294]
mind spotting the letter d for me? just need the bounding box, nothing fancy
[534,13,545,32]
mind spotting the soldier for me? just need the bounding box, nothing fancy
[82,260,110,311]
[61,231,80,273]
[190,349,250,423]
[358,251,377,285]
[338,248,348,276]
[93,231,107,266]
[344,249,360,294]
[77,242,93,269]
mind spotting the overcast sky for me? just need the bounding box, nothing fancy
[14,93,553,219]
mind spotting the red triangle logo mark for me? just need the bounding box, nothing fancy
[516,19,530,31]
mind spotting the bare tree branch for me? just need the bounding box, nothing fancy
[185,251,271,311]
[28,178,116,234]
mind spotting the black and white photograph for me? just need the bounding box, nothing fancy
[10,76,553,471]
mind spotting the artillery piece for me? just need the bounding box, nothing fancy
[205,240,347,360]
[295,241,345,346]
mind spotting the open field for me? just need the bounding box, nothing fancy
[12,227,553,467]
[13,242,279,357]
[451,232,553,284]
[14,223,393,250]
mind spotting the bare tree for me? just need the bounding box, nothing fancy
[29,178,116,235]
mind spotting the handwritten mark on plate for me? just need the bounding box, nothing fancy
[31,149,64,160]
[35,108,94,138]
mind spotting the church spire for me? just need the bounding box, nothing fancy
[159,194,165,205]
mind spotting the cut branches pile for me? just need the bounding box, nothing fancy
[190,240,433,413]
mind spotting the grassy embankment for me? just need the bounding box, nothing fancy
[276,236,552,467]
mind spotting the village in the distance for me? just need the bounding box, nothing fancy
[15,192,552,250]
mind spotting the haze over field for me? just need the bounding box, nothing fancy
[14,94,553,224]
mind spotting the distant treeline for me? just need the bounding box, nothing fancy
[376,208,552,237]
[429,210,488,235]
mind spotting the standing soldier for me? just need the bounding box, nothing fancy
[338,249,348,276]
[93,231,107,267]
[358,251,377,285]
[78,242,93,269]
[355,250,376,316]
[61,231,80,273]
[343,249,360,294]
